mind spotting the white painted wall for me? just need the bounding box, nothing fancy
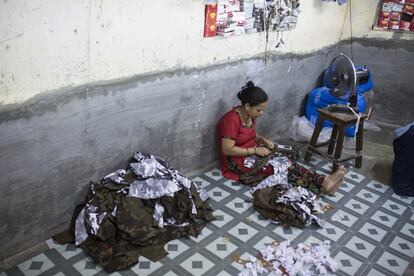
[0,0,408,106]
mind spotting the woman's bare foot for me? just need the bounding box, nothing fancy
[321,166,347,195]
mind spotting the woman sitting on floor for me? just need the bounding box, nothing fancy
[216,81,347,195]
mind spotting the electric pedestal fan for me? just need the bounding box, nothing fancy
[306,53,373,137]
[324,53,370,111]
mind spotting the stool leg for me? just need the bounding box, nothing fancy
[304,117,324,162]
[332,126,345,173]
[328,125,338,155]
[355,119,364,168]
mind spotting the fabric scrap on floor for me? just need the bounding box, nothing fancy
[237,240,337,276]
[54,151,214,272]
[244,155,327,228]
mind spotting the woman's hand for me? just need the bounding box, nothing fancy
[260,138,274,149]
[255,146,271,157]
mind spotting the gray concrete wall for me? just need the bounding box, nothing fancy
[0,45,340,261]
[340,38,414,126]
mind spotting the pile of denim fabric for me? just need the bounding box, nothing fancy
[54,152,213,272]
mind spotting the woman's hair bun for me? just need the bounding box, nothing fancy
[245,81,255,88]
[237,81,255,100]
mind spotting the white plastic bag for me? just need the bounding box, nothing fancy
[289,115,332,144]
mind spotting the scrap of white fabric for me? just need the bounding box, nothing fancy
[276,186,325,227]
[238,240,337,276]
[247,156,292,194]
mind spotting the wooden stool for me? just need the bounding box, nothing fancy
[304,107,368,173]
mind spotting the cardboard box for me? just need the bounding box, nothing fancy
[400,20,411,30]
[383,2,394,12]
[204,4,218,37]
[393,3,404,11]
[380,11,392,18]
[403,4,414,15]
[390,11,402,20]
[389,19,401,29]
[378,17,390,29]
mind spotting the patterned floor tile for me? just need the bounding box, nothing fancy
[371,210,398,228]
[391,194,414,205]
[389,236,414,258]
[273,226,303,241]
[321,162,334,172]
[382,199,407,215]
[73,256,102,276]
[308,156,323,166]
[316,222,346,242]
[334,251,363,276]
[376,251,409,276]
[295,161,311,169]
[366,180,390,194]
[51,272,66,276]
[223,180,243,191]
[208,187,230,202]
[216,270,232,276]
[50,242,83,260]
[344,198,370,215]
[399,222,414,239]
[211,209,234,228]
[359,222,387,242]
[303,235,326,247]
[163,271,179,276]
[246,212,270,227]
[356,189,380,204]
[225,197,251,214]
[17,253,54,275]
[321,191,344,203]
[344,236,376,258]
[204,169,223,181]
[339,181,356,193]
[231,252,255,272]
[331,209,358,228]
[191,227,214,243]
[192,177,211,189]
[253,236,277,251]
[365,267,388,276]
[180,252,214,275]
[315,169,328,176]
[345,170,365,183]
[243,190,253,200]
[205,236,238,259]
[164,239,190,259]
[130,256,163,276]
[228,222,259,243]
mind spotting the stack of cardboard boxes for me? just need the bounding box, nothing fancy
[377,0,414,32]
[204,0,269,37]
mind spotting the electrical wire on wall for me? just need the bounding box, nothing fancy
[349,0,354,60]
[338,0,354,60]
[263,0,301,63]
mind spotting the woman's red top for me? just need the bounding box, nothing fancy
[216,107,258,181]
